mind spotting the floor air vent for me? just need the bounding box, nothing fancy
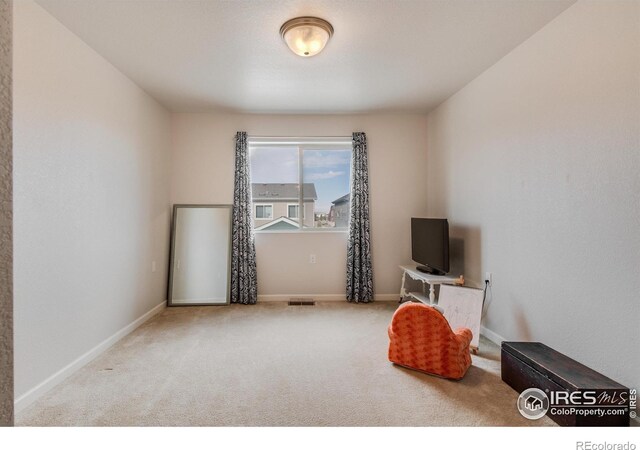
[288,299,315,306]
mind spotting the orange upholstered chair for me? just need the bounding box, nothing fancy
[388,302,473,380]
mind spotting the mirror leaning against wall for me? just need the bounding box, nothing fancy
[168,205,232,306]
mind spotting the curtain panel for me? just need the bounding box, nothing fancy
[346,132,374,302]
[230,131,258,304]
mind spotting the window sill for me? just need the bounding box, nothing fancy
[254,229,349,234]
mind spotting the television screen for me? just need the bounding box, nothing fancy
[411,218,449,275]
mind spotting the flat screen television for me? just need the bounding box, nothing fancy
[411,218,450,275]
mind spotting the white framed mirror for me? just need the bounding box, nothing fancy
[168,204,232,306]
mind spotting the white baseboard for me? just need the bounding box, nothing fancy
[15,300,166,414]
[257,293,398,302]
[373,294,400,302]
[480,325,507,346]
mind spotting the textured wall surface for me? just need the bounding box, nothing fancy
[0,0,14,427]
[13,0,171,404]
[171,113,429,298]
[426,0,640,389]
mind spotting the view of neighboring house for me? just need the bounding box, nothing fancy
[252,183,317,230]
[328,193,350,228]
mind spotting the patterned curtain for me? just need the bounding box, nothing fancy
[230,132,258,304]
[346,132,374,303]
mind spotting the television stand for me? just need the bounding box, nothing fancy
[416,265,446,276]
[399,265,464,304]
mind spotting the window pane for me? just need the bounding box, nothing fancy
[303,149,351,228]
[288,204,299,218]
[255,204,273,219]
[250,147,300,230]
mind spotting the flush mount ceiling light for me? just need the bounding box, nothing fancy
[279,16,334,57]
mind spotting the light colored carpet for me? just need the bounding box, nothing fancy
[17,302,554,426]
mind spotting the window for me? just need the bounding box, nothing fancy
[287,204,299,219]
[249,138,352,231]
[255,204,273,219]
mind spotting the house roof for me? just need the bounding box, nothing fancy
[332,193,350,205]
[252,183,317,201]
[254,216,300,231]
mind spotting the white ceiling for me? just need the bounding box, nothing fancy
[36,0,575,114]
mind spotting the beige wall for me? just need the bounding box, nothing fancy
[13,1,171,406]
[426,0,639,389]
[303,202,314,228]
[171,113,429,299]
[0,0,13,427]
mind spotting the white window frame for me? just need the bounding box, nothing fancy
[254,203,273,220]
[287,203,300,219]
[249,137,352,233]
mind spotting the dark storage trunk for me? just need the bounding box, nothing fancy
[501,342,630,426]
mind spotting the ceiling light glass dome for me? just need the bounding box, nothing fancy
[280,17,334,57]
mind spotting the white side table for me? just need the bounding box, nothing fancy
[399,265,464,304]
